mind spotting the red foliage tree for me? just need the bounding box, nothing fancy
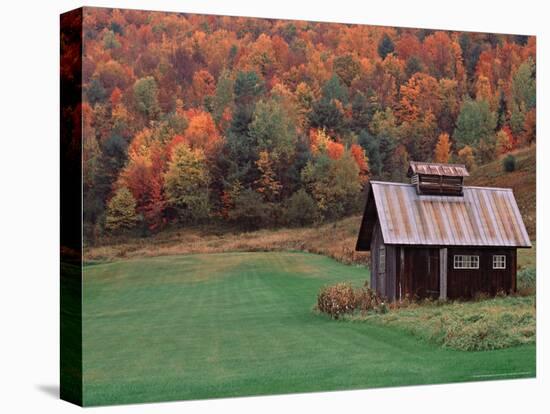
[395,33,422,61]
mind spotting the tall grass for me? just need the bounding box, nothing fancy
[85,215,370,265]
[344,295,535,351]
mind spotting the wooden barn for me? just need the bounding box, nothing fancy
[355,161,531,300]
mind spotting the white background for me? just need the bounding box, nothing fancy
[0,0,548,412]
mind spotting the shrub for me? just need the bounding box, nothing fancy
[228,188,271,229]
[317,283,356,319]
[517,267,536,295]
[283,189,319,226]
[503,154,517,172]
[354,285,384,313]
[317,282,384,319]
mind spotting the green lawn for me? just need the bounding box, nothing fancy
[83,252,535,406]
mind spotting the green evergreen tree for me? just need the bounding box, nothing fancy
[86,77,106,104]
[405,55,423,78]
[358,130,382,177]
[351,93,371,133]
[309,99,346,134]
[377,33,395,59]
[224,70,266,187]
[234,71,264,107]
[309,75,349,135]
[321,74,349,104]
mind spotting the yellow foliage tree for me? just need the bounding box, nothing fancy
[105,187,139,232]
[457,145,476,171]
[255,151,282,202]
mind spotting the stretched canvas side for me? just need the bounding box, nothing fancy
[60,7,84,407]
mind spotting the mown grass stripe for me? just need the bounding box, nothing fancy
[82,252,535,406]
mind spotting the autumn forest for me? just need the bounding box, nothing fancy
[77,8,536,242]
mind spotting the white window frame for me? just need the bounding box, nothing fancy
[453,255,479,269]
[492,255,506,269]
[379,245,386,273]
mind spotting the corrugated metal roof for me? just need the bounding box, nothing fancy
[367,181,531,247]
[408,161,469,177]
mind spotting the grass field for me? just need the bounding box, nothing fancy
[83,252,535,406]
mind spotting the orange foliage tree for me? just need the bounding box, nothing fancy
[183,109,223,158]
[434,132,451,163]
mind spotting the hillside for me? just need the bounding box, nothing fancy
[465,145,536,239]
[72,8,536,244]
[87,147,536,265]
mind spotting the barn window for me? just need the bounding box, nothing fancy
[453,255,479,269]
[493,255,506,269]
[379,246,386,273]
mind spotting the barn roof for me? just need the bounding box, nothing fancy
[356,181,531,250]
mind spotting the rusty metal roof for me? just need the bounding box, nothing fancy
[407,161,469,177]
[356,181,531,249]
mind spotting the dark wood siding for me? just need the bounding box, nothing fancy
[370,222,381,293]
[368,220,519,301]
[385,245,397,301]
[370,220,398,300]
[370,223,382,291]
[396,247,405,300]
[447,248,516,299]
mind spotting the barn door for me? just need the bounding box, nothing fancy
[411,248,440,299]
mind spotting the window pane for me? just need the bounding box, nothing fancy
[493,255,506,269]
[454,254,479,269]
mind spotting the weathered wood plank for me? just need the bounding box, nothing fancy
[439,248,447,300]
